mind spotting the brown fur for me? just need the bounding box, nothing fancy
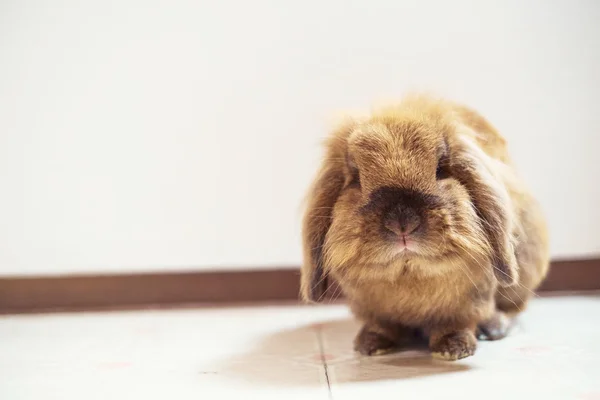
[301,95,549,360]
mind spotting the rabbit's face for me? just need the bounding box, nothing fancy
[322,115,489,281]
[301,97,517,302]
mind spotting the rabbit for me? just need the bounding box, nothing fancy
[301,95,549,360]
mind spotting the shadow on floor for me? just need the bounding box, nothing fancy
[219,317,471,387]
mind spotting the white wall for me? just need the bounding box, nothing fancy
[1,0,599,276]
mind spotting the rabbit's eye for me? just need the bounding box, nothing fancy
[436,158,450,180]
[436,139,451,180]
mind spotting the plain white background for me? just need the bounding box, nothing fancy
[1,0,599,276]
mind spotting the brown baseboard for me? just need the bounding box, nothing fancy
[537,258,600,291]
[0,258,598,314]
[0,269,301,314]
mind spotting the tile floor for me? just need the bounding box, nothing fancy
[1,294,599,400]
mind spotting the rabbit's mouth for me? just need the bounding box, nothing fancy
[398,236,417,253]
[391,238,421,259]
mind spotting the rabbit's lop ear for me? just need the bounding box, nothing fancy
[451,135,518,287]
[301,123,353,302]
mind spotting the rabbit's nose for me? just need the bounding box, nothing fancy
[383,207,422,236]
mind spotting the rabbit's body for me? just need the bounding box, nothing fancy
[301,96,549,360]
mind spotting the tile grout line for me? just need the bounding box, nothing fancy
[316,326,333,400]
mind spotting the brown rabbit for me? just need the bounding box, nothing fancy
[301,95,549,360]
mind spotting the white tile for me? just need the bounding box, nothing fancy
[0,304,332,400]
[2,296,600,400]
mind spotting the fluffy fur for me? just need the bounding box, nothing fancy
[301,95,549,360]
